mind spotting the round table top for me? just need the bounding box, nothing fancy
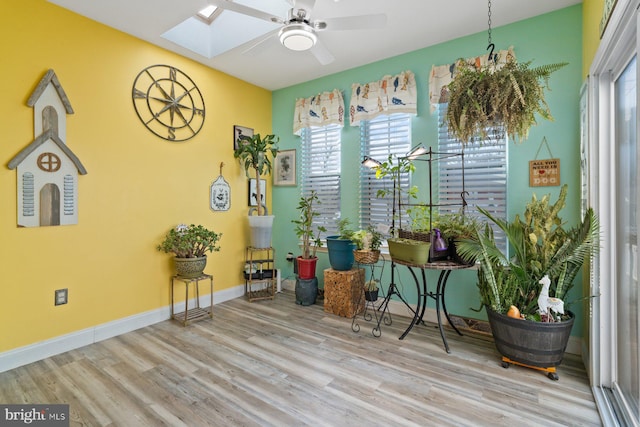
[391,258,477,270]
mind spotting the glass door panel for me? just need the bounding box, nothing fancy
[615,54,639,421]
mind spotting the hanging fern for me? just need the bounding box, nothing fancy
[446,58,567,144]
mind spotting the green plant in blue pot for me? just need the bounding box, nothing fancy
[326,218,356,271]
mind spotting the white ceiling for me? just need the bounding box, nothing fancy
[47,0,581,91]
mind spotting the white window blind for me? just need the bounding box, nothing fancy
[359,113,412,230]
[301,124,342,236]
[437,104,507,251]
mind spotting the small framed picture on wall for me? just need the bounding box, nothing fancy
[274,149,296,186]
[234,125,253,150]
[248,179,266,206]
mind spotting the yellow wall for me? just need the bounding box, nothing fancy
[0,0,272,351]
[583,0,605,78]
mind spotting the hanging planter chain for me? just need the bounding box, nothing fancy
[486,0,497,63]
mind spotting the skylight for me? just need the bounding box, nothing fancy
[197,5,218,24]
[162,0,288,59]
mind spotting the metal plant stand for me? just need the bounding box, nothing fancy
[351,257,391,337]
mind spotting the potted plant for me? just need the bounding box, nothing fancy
[446,57,567,144]
[326,218,356,271]
[456,185,599,378]
[233,133,279,248]
[157,224,222,278]
[352,226,383,264]
[402,204,433,241]
[387,237,431,265]
[364,279,380,302]
[291,191,326,280]
[434,211,483,264]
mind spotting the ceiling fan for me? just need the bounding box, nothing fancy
[208,0,387,65]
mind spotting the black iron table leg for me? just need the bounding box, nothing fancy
[440,270,463,336]
[399,266,424,340]
[434,270,451,353]
[416,267,428,324]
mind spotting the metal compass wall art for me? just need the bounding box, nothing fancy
[132,65,205,142]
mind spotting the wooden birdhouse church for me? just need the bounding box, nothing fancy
[8,69,87,227]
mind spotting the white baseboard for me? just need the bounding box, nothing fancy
[282,278,296,291]
[0,284,245,373]
[6,280,580,374]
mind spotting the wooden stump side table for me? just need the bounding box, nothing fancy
[323,268,365,318]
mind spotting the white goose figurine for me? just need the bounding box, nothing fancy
[537,275,565,317]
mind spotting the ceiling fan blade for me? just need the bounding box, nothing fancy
[241,29,279,56]
[317,13,386,31]
[209,0,283,24]
[310,39,334,65]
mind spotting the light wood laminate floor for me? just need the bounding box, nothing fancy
[0,291,601,426]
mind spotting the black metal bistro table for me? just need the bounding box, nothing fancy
[391,258,476,353]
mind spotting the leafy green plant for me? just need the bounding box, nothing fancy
[352,226,384,251]
[446,58,567,144]
[406,205,433,232]
[157,224,222,258]
[291,191,326,259]
[456,185,599,320]
[434,210,483,241]
[233,133,279,215]
[372,154,423,234]
[336,218,355,240]
[373,154,417,200]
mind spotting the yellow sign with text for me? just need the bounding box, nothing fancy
[529,158,560,187]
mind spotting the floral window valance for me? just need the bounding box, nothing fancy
[428,47,516,113]
[293,89,344,136]
[349,70,417,126]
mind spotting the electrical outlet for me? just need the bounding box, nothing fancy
[55,289,68,306]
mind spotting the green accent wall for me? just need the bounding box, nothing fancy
[271,6,584,334]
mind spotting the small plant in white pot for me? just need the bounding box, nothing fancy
[233,133,279,248]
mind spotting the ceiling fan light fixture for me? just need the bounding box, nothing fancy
[279,23,317,51]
